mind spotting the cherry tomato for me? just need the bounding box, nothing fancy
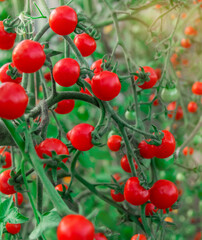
[53,58,80,87]
[80,78,92,96]
[154,68,161,80]
[134,66,158,89]
[74,33,96,57]
[91,71,121,101]
[138,140,155,159]
[149,93,159,106]
[192,82,202,95]
[160,87,179,103]
[155,130,175,159]
[182,146,188,156]
[170,53,180,67]
[94,233,108,240]
[90,59,106,74]
[181,38,191,48]
[150,179,178,209]
[12,40,46,73]
[0,82,28,120]
[120,155,138,173]
[125,110,136,120]
[55,99,75,114]
[189,147,194,155]
[154,155,174,170]
[44,72,51,82]
[111,189,125,202]
[124,177,149,206]
[184,26,197,36]
[1,151,12,168]
[57,215,94,240]
[55,184,68,192]
[107,135,122,152]
[13,192,24,206]
[68,123,94,151]
[0,21,16,50]
[187,101,197,113]
[35,138,69,169]
[175,106,183,120]
[131,234,147,240]
[112,173,121,182]
[145,203,158,216]
[0,63,22,84]
[6,223,21,235]
[49,6,77,35]
[0,170,16,195]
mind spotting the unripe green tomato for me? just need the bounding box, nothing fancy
[160,87,179,102]
[125,110,136,120]
[193,135,202,145]
[76,106,89,121]
[154,155,174,170]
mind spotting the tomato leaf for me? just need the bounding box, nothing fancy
[0,197,13,219]
[5,207,29,224]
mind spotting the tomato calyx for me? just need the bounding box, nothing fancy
[3,17,20,33]
[40,151,70,168]
[133,66,151,85]
[6,64,22,80]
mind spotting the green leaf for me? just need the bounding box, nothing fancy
[0,197,13,219]
[5,207,29,224]
[0,223,3,239]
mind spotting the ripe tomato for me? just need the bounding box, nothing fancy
[154,155,174,170]
[189,147,194,155]
[160,87,179,103]
[184,26,197,36]
[107,135,122,152]
[49,6,77,35]
[55,99,75,114]
[74,33,96,57]
[0,170,16,195]
[94,233,108,240]
[124,177,149,206]
[35,138,69,169]
[6,223,21,235]
[181,38,191,48]
[0,82,28,120]
[182,146,188,156]
[131,234,147,240]
[12,40,46,73]
[13,192,24,206]
[175,106,183,120]
[170,53,180,67]
[55,184,68,192]
[80,78,92,96]
[0,21,16,50]
[134,66,158,89]
[149,93,159,106]
[44,72,51,82]
[53,58,80,87]
[187,101,197,113]
[120,155,138,173]
[1,151,12,168]
[0,63,22,84]
[112,173,121,182]
[138,140,155,159]
[145,203,158,216]
[57,215,94,240]
[90,59,105,74]
[150,179,178,209]
[154,68,161,80]
[111,189,125,202]
[91,71,121,101]
[192,82,202,95]
[155,130,175,159]
[68,123,94,151]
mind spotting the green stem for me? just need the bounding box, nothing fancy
[140,204,155,239]
[37,176,43,214]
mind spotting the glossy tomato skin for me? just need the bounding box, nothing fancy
[55,184,68,192]
[111,189,125,202]
[192,82,202,95]
[0,82,28,120]
[1,151,12,168]
[120,155,138,173]
[0,21,16,50]
[55,99,75,114]
[80,78,92,96]
[145,203,158,216]
[125,110,136,120]
[69,123,94,151]
[138,140,155,159]
[90,59,105,74]
[154,68,161,80]
[49,6,77,35]
[91,71,121,101]
[0,170,16,195]
[12,40,46,73]
[0,63,22,84]
[131,234,147,240]
[124,177,149,206]
[6,223,21,235]
[155,130,175,159]
[181,38,191,48]
[154,155,174,170]
[160,87,179,103]
[187,101,197,113]
[107,135,122,152]
[13,192,24,206]
[150,180,178,209]
[57,215,95,240]
[53,58,80,87]
[74,33,96,57]
[134,66,158,89]
[94,233,108,240]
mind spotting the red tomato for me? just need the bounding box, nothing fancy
[57,215,94,240]
[150,179,178,209]
[112,173,121,182]
[189,147,194,155]
[184,26,197,36]
[124,177,149,206]
[74,33,96,57]
[181,38,191,48]
[0,170,16,195]
[149,93,159,106]
[131,234,147,240]
[192,82,202,95]
[0,82,28,120]
[1,151,12,168]
[138,140,155,159]
[187,101,198,113]
[182,146,188,156]
[155,130,176,159]
[55,99,75,114]
[55,184,68,192]
[53,58,80,87]
[0,21,16,50]
[35,138,69,169]
[13,192,24,206]
[175,106,183,120]
[111,189,125,202]
[134,66,158,89]
[145,203,158,216]
[167,101,176,118]
[90,59,106,74]
[80,78,92,96]
[120,155,138,173]
[6,223,21,235]
[107,135,122,152]
[0,63,22,84]
[44,72,51,82]
[68,123,94,151]
[91,71,121,101]
[154,68,161,80]
[12,40,46,73]
[94,233,108,240]
[49,6,77,35]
